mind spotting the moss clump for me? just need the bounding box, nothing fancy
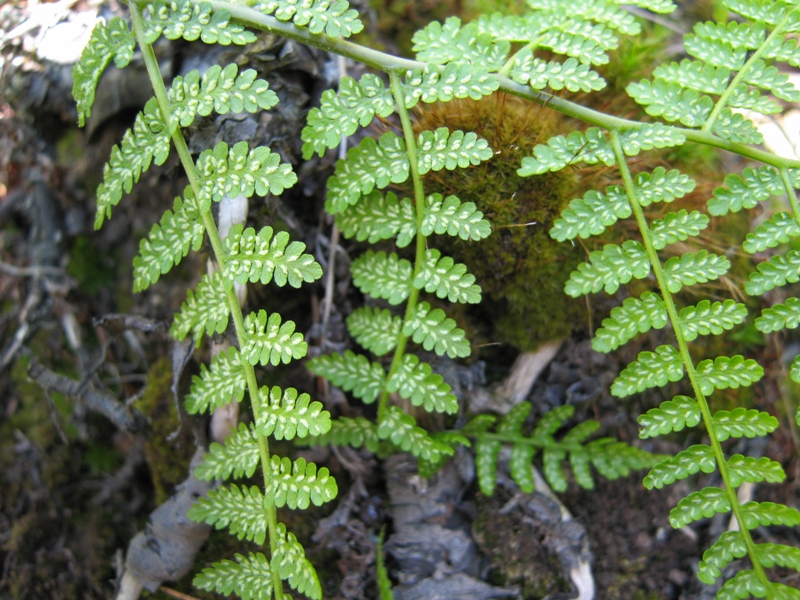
[415,94,586,351]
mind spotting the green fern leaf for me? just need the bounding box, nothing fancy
[698,531,747,585]
[538,25,611,67]
[550,186,631,241]
[188,484,268,544]
[518,127,614,176]
[531,404,574,440]
[716,570,765,600]
[193,552,273,600]
[351,251,413,305]
[744,58,800,101]
[727,455,785,487]
[73,18,136,127]
[587,438,660,480]
[170,64,279,127]
[272,523,322,600]
[222,225,322,288]
[241,309,307,366]
[337,191,417,247]
[476,437,502,495]
[741,502,800,529]
[387,354,459,413]
[707,166,781,216]
[632,167,696,206]
[756,297,800,333]
[794,357,800,386]
[196,141,297,204]
[196,423,260,480]
[377,529,394,600]
[256,0,364,37]
[415,249,482,304]
[724,0,785,25]
[306,417,381,453]
[377,406,455,462]
[644,444,716,490]
[403,63,499,106]
[652,59,730,95]
[509,48,604,93]
[626,79,713,127]
[568,448,594,490]
[756,542,800,571]
[94,99,171,228]
[565,240,650,297]
[611,345,684,398]
[327,133,410,213]
[510,442,536,493]
[684,30,746,70]
[662,250,730,293]
[403,302,470,359]
[747,250,800,295]
[620,123,687,154]
[254,386,331,440]
[695,21,766,50]
[346,307,401,356]
[670,486,730,528]
[185,347,246,414]
[307,351,386,404]
[770,583,800,600]
[416,128,493,175]
[679,299,747,341]
[592,292,668,353]
[639,396,701,438]
[422,194,492,241]
[497,402,531,436]
[543,447,568,492]
[712,407,779,441]
[268,456,337,509]
[302,74,394,158]
[143,0,256,45]
[412,17,509,70]
[650,209,709,250]
[133,191,205,292]
[171,271,229,342]
[711,107,763,144]
[763,35,800,67]
[461,414,497,437]
[728,84,781,113]
[627,0,677,13]
[695,355,763,395]
[744,212,800,254]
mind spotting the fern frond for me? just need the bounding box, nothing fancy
[272,523,322,600]
[255,0,364,37]
[143,0,256,45]
[509,48,604,93]
[254,386,331,440]
[763,35,800,67]
[627,79,713,127]
[196,423,260,480]
[241,309,307,366]
[565,240,650,297]
[744,58,800,101]
[268,456,337,509]
[337,191,416,248]
[326,132,410,213]
[403,63,500,106]
[611,344,684,398]
[403,302,470,359]
[73,18,136,127]
[592,292,668,353]
[196,141,297,204]
[415,249,482,304]
[695,355,763,395]
[518,127,614,175]
[306,351,386,404]
[386,353,459,413]
[727,84,780,113]
[377,406,455,462]
[188,484,268,544]
[716,570,765,600]
[727,455,785,487]
[222,225,322,289]
[351,250,413,305]
[756,297,800,333]
[185,347,246,414]
[741,502,800,529]
[712,407,779,441]
[707,166,782,216]
[712,107,764,144]
[550,185,631,241]
[652,59,730,95]
[662,250,730,293]
[744,212,800,254]
[476,437,502,495]
[347,307,402,356]
[639,396,701,438]
[422,194,492,241]
[756,542,800,571]
[684,30,746,70]
[649,210,709,250]
[133,190,205,292]
[171,271,230,342]
[305,416,381,452]
[633,167,696,206]
[644,444,716,489]
[194,552,273,600]
[302,74,394,158]
[679,299,748,341]
[698,531,747,584]
[620,123,687,154]
[670,486,730,528]
[412,17,509,70]
[585,437,660,482]
[747,250,800,295]
[416,128,493,175]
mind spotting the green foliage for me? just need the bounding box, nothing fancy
[256,0,364,38]
[185,347,246,415]
[171,271,230,343]
[254,387,331,440]
[241,309,307,366]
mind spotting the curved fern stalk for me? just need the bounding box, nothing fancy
[74,2,334,598]
[526,118,798,597]
[462,404,660,497]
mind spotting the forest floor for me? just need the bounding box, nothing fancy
[2,1,800,600]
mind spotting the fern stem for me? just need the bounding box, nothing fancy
[130,7,284,598]
[780,166,800,227]
[374,71,428,422]
[702,13,792,134]
[610,129,772,598]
